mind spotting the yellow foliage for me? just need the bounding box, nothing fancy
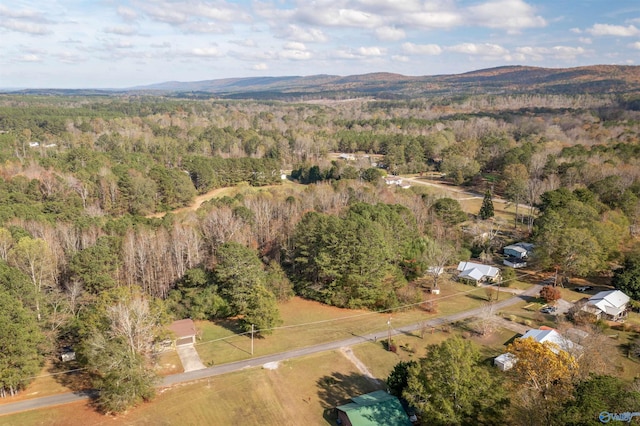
[506,337,577,401]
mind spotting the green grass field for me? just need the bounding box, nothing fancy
[193,280,514,366]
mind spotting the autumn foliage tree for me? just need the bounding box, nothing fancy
[505,337,578,425]
[540,285,562,303]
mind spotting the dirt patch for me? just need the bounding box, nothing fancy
[339,347,381,385]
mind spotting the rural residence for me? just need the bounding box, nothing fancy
[582,290,630,321]
[456,261,500,285]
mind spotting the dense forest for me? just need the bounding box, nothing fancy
[0,89,639,414]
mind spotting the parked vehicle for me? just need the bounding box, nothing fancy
[540,306,557,314]
[575,286,593,292]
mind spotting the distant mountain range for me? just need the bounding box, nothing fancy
[6,65,640,100]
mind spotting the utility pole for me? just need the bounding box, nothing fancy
[387,316,392,351]
[251,324,254,356]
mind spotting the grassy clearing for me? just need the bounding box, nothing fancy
[1,350,382,426]
[154,351,183,376]
[0,361,88,405]
[194,281,514,366]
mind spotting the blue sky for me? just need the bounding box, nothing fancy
[2,0,640,88]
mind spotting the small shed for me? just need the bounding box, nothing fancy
[336,390,412,426]
[168,319,197,347]
[60,347,76,362]
[494,352,516,371]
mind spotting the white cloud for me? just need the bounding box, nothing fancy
[55,51,83,64]
[631,42,640,50]
[0,19,51,35]
[516,45,587,61]
[151,42,172,48]
[133,0,249,32]
[188,47,223,57]
[391,55,409,62]
[467,0,546,33]
[405,11,463,29]
[117,6,138,22]
[18,54,42,62]
[111,40,134,49]
[230,39,257,47]
[284,42,307,51]
[579,37,592,44]
[358,46,385,56]
[279,49,312,60]
[0,4,43,19]
[297,7,382,28]
[104,25,138,36]
[355,0,423,14]
[279,25,328,43]
[587,24,640,37]
[375,26,405,41]
[334,49,360,59]
[447,43,508,56]
[549,46,586,59]
[252,63,268,70]
[401,42,442,55]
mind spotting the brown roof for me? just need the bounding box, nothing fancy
[168,319,197,338]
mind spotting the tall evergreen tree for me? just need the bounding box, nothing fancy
[0,288,43,397]
[479,189,495,220]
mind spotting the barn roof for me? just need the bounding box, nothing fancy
[336,390,411,426]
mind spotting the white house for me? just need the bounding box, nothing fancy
[383,176,411,188]
[494,327,578,371]
[457,261,500,284]
[584,290,630,321]
[519,327,578,354]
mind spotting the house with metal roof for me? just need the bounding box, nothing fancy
[494,326,579,371]
[584,290,630,321]
[336,390,412,426]
[457,261,501,284]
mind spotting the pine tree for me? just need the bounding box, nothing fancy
[479,189,495,220]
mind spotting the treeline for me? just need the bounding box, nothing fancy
[290,203,425,309]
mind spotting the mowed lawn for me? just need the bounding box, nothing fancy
[194,281,516,366]
[2,350,383,426]
[1,327,524,426]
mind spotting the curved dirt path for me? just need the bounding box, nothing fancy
[146,184,280,219]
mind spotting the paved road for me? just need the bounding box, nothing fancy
[0,284,540,416]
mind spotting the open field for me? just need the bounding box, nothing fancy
[194,280,515,366]
[0,326,525,426]
[0,279,519,407]
[1,350,383,426]
[3,312,638,425]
